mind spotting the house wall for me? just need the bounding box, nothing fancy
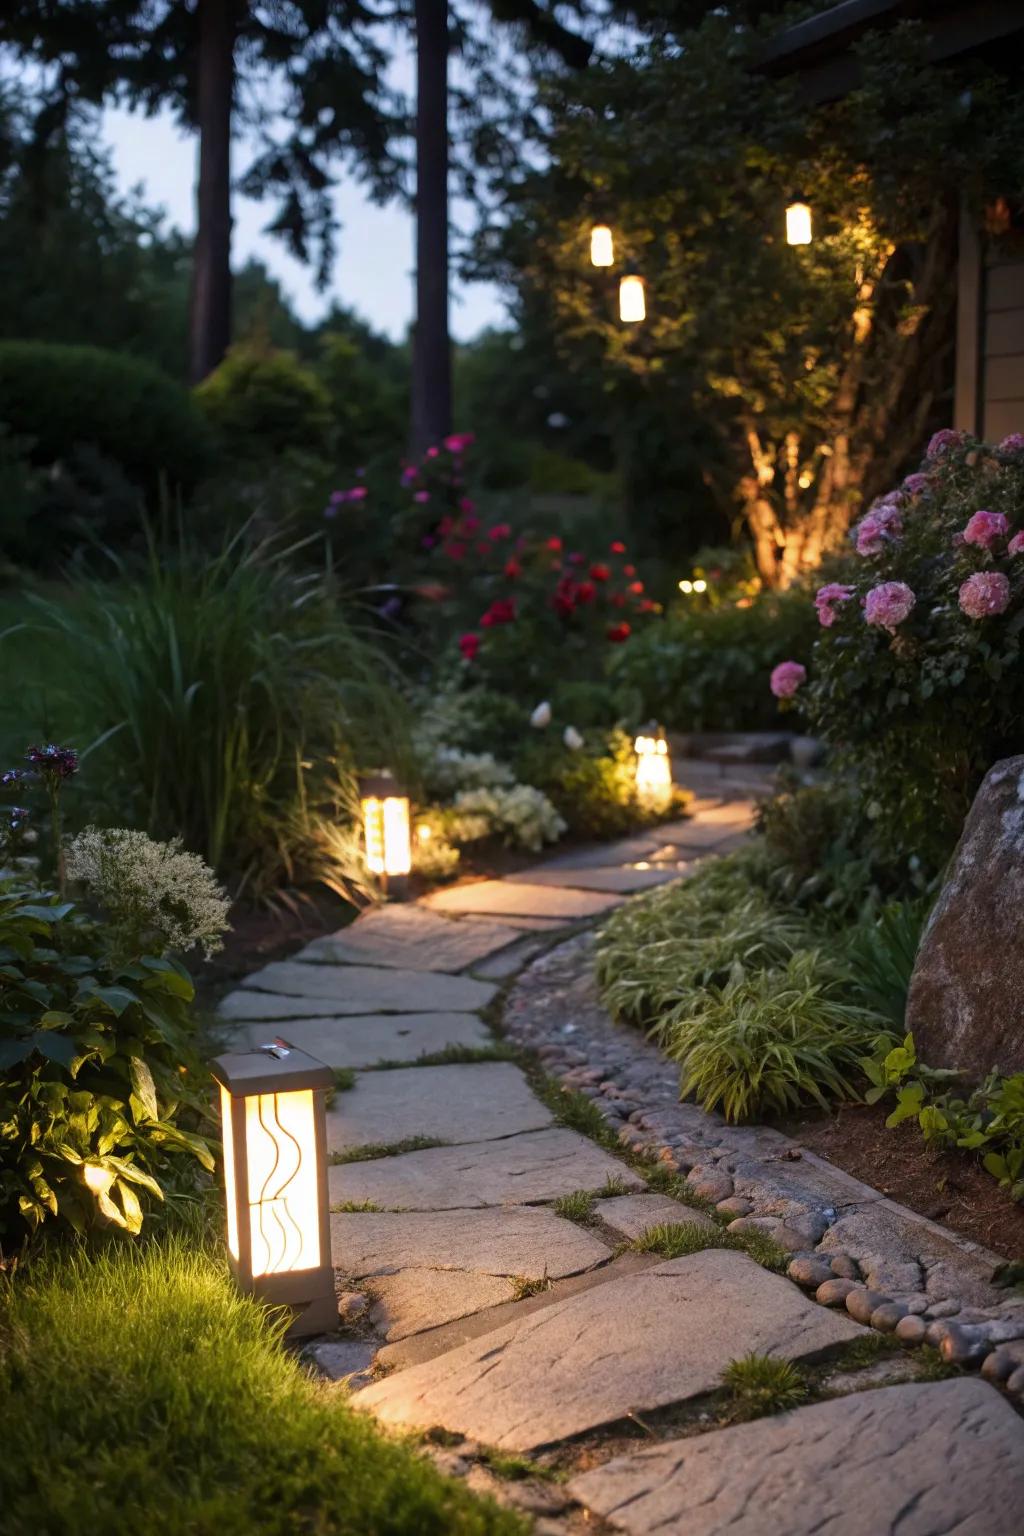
[954,206,1024,439]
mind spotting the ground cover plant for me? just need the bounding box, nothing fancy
[0,1223,524,1536]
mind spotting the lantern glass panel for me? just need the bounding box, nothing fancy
[362,795,412,877]
[786,201,812,246]
[590,224,614,267]
[244,1088,321,1277]
[619,274,646,323]
[220,1084,240,1260]
[635,734,673,810]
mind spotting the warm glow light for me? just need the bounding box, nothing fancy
[634,731,673,813]
[619,273,646,323]
[786,200,812,246]
[678,579,694,594]
[798,471,813,489]
[244,1089,319,1277]
[692,578,708,594]
[362,795,412,878]
[220,1085,239,1259]
[416,823,432,843]
[590,224,614,267]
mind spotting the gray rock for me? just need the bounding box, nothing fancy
[895,1314,928,1344]
[788,1256,834,1290]
[926,1320,954,1349]
[982,1345,1024,1383]
[594,1193,715,1241]
[1007,1366,1024,1396]
[570,1379,1024,1536]
[907,755,1024,1076]
[331,1205,610,1282]
[225,962,495,1018]
[505,864,684,894]
[298,906,522,973]
[326,1062,552,1153]
[369,1268,514,1341]
[329,1127,644,1211]
[846,1288,892,1326]
[829,1254,859,1280]
[423,880,623,920]
[716,1196,753,1220]
[870,1301,908,1332]
[686,1166,734,1203]
[337,1290,369,1321]
[939,1324,991,1366]
[816,1278,857,1307]
[220,1011,494,1068]
[774,1224,821,1254]
[303,1338,377,1388]
[926,1298,962,1319]
[352,1248,861,1451]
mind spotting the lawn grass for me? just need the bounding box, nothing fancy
[0,1225,525,1536]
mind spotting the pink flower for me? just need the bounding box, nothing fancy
[770,660,807,699]
[426,446,440,459]
[855,502,902,555]
[480,597,516,628]
[414,490,431,504]
[959,570,1010,619]
[459,632,480,661]
[925,428,967,459]
[488,522,511,541]
[400,466,419,487]
[814,582,855,628]
[962,509,1008,549]
[443,432,476,454]
[864,581,915,632]
[458,496,476,513]
[902,472,931,497]
[999,433,1024,455]
[1008,531,1024,556]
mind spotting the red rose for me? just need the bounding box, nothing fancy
[546,536,563,552]
[504,558,522,579]
[590,563,611,582]
[481,597,516,628]
[607,622,632,643]
[459,632,480,660]
[576,580,597,605]
[623,563,636,577]
[610,540,627,554]
[628,580,644,595]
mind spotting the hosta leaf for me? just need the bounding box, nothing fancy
[129,1057,159,1121]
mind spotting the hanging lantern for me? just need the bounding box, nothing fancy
[785,199,813,246]
[590,223,614,267]
[634,725,673,812]
[619,271,646,323]
[360,771,411,894]
[211,1043,336,1338]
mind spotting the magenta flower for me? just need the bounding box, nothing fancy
[855,502,902,556]
[413,490,431,504]
[770,661,807,699]
[400,466,419,487]
[1008,530,1024,556]
[444,432,476,454]
[426,446,440,459]
[902,473,931,497]
[814,582,855,628]
[959,570,1010,619]
[962,509,1008,549]
[458,496,476,514]
[487,523,511,541]
[864,581,915,632]
[925,428,967,459]
[999,433,1024,455]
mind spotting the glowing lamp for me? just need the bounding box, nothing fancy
[211,1043,336,1338]
[360,771,411,894]
[692,578,708,594]
[634,726,673,812]
[590,223,614,267]
[786,200,812,246]
[619,272,646,323]
[678,579,694,594]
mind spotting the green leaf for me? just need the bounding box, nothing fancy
[129,1057,159,1121]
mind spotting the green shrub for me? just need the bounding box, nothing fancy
[28,528,410,900]
[0,340,212,496]
[196,342,334,462]
[609,587,818,732]
[0,882,213,1238]
[0,1229,526,1534]
[518,727,674,839]
[755,774,879,916]
[844,900,930,1028]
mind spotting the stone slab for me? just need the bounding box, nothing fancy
[505,865,683,894]
[330,1127,644,1210]
[297,906,522,974]
[369,1268,515,1341]
[593,1193,715,1241]
[302,1338,377,1389]
[423,880,623,920]
[462,913,569,931]
[331,1206,611,1281]
[660,819,755,851]
[537,836,667,871]
[571,1378,1024,1536]
[217,1012,494,1069]
[234,961,495,1015]
[352,1248,862,1450]
[470,936,546,980]
[326,1062,552,1153]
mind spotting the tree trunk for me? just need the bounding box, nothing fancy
[411,0,452,455]
[189,0,235,384]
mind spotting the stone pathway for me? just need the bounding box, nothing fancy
[216,771,1024,1536]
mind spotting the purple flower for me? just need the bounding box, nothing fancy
[1008,530,1024,557]
[902,472,931,497]
[814,582,855,628]
[26,744,78,780]
[414,491,431,504]
[925,428,967,459]
[962,509,1008,550]
[400,466,418,487]
[770,660,807,699]
[1,769,24,787]
[998,433,1024,456]
[959,571,1010,619]
[6,806,29,832]
[864,581,915,632]
[854,502,902,556]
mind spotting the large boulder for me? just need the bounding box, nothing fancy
[906,755,1024,1078]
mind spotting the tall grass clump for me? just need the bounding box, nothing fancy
[31,526,411,900]
[0,1230,524,1535]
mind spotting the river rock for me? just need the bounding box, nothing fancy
[906,756,1024,1076]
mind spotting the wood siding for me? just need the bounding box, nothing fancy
[955,212,1024,440]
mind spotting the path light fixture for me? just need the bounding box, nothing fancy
[590,222,614,268]
[785,198,813,246]
[360,770,412,896]
[634,725,673,813]
[211,1042,336,1338]
[619,271,646,323]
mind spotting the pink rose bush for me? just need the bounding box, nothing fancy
[864,581,915,632]
[814,583,855,627]
[854,500,902,556]
[959,570,1010,618]
[961,509,1007,549]
[770,660,806,699]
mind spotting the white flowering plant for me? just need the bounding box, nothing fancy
[449,784,567,853]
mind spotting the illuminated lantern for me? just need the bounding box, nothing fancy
[678,579,694,594]
[786,199,813,246]
[590,223,614,267]
[360,771,412,894]
[619,271,646,323]
[211,1043,336,1338]
[634,726,673,812]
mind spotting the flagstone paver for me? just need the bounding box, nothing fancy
[296,906,522,973]
[326,1062,553,1153]
[593,1192,715,1240]
[505,865,683,894]
[570,1377,1024,1536]
[368,1269,517,1341]
[537,834,670,870]
[218,1011,493,1069]
[233,960,496,1014]
[423,880,624,920]
[329,1126,645,1210]
[352,1249,862,1450]
[331,1206,611,1281]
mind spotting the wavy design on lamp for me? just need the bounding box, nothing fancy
[252,1093,306,1274]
